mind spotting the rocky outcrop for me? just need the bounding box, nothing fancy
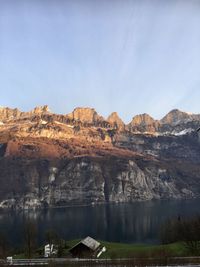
[0,155,198,209]
[107,112,125,130]
[29,105,50,115]
[131,114,155,126]
[0,105,200,209]
[0,105,50,122]
[68,107,104,124]
[0,107,22,121]
[128,114,159,133]
[160,109,194,125]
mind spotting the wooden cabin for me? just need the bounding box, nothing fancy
[69,236,105,258]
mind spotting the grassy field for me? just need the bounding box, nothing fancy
[13,240,188,260]
[11,240,200,267]
[65,239,187,259]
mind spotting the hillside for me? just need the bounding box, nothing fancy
[0,106,200,209]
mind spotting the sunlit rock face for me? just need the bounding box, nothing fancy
[0,106,200,209]
[68,107,104,124]
[29,105,50,115]
[0,105,50,122]
[0,107,22,121]
[131,114,155,126]
[107,112,125,131]
[160,109,193,125]
[128,114,160,133]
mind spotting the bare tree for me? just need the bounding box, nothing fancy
[45,229,66,257]
[45,230,58,246]
[0,232,9,258]
[180,216,200,255]
[160,215,200,255]
[24,220,37,258]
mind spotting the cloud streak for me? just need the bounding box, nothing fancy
[0,0,200,122]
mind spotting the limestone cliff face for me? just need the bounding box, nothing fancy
[0,107,22,121]
[128,114,159,133]
[0,105,50,122]
[68,107,104,124]
[131,114,155,125]
[0,105,200,209]
[0,156,196,209]
[28,105,50,116]
[160,109,193,125]
[107,112,125,131]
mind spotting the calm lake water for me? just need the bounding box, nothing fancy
[0,199,200,247]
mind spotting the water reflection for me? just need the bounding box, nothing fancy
[0,199,200,247]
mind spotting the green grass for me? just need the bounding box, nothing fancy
[99,241,185,258]
[12,240,188,259]
[65,239,187,259]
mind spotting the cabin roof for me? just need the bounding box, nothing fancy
[69,236,100,252]
[81,236,100,251]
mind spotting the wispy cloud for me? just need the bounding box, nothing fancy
[0,0,200,121]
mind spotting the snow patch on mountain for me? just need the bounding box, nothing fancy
[172,128,194,136]
[40,120,47,125]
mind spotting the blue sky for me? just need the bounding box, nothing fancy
[1,0,200,123]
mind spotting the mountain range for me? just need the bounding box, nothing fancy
[0,105,200,209]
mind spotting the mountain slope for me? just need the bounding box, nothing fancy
[0,106,200,209]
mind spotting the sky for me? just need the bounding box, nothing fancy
[1,0,200,123]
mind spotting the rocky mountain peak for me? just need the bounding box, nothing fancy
[32,105,50,114]
[130,113,155,126]
[0,107,21,121]
[0,105,51,122]
[128,113,159,133]
[68,107,104,123]
[160,109,193,125]
[107,112,125,129]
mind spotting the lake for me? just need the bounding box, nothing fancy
[0,199,200,247]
